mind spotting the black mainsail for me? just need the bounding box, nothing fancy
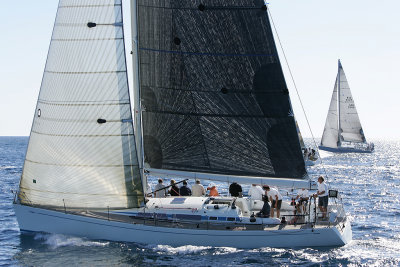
[137,0,307,181]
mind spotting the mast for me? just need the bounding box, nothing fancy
[130,0,146,195]
[337,59,341,146]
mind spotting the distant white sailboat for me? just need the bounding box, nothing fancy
[320,60,374,153]
[13,0,351,248]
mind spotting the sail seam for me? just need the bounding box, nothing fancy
[159,167,275,178]
[139,47,276,57]
[51,38,124,42]
[143,111,289,118]
[143,85,287,94]
[45,70,126,74]
[59,4,121,8]
[31,117,128,123]
[37,100,130,106]
[30,131,134,138]
[19,187,143,197]
[193,6,265,10]
[24,159,139,168]
[138,5,263,11]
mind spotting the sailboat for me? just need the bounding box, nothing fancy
[296,121,318,166]
[13,0,352,248]
[320,60,374,153]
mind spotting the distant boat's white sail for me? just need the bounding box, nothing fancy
[18,0,143,209]
[321,74,339,148]
[338,62,366,143]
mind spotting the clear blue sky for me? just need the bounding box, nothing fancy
[1,0,399,139]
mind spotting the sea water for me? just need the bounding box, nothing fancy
[0,137,399,266]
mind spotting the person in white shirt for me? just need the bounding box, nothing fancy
[264,185,282,218]
[191,179,206,197]
[248,184,264,200]
[296,188,309,213]
[154,178,167,198]
[314,176,329,219]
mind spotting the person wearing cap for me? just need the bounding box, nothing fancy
[191,179,206,197]
[154,178,167,198]
[314,176,328,219]
[179,180,192,196]
[264,185,282,218]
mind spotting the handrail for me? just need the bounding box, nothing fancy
[17,197,348,231]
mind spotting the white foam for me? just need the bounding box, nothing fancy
[148,244,211,255]
[254,247,286,254]
[213,246,242,255]
[331,238,400,264]
[0,166,17,170]
[34,233,109,249]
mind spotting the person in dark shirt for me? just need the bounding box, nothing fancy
[229,182,242,197]
[179,180,192,196]
[256,194,270,218]
[168,179,180,196]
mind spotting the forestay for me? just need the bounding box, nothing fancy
[137,0,307,181]
[19,0,144,209]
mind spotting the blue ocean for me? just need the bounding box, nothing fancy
[0,136,399,266]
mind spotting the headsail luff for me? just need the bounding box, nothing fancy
[337,61,366,143]
[19,0,143,209]
[137,0,308,182]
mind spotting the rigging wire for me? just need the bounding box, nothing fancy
[267,7,330,182]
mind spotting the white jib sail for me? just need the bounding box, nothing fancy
[19,0,143,209]
[321,74,339,148]
[338,62,366,143]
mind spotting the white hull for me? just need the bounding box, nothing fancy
[14,204,352,248]
[319,144,374,153]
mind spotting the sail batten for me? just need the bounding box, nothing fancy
[137,0,307,180]
[19,0,143,209]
